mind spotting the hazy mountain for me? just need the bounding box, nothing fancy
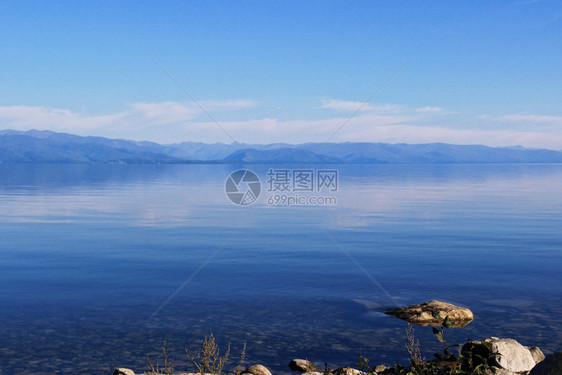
[0,130,181,163]
[223,148,342,163]
[2,129,562,164]
[300,142,562,163]
[165,142,300,160]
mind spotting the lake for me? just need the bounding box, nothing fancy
[0,163,561,374]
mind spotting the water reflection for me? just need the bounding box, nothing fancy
[0,164,561,374]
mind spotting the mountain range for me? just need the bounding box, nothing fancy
[1,129,562,164]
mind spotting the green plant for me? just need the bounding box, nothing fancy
[457,340,498,375]
[406,313,499,375]
[361,314,501,375]
[357,345,376,375]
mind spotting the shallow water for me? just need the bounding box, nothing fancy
[0,164,561,374]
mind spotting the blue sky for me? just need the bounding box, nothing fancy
[1,1,562,148]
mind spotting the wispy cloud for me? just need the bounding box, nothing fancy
[201,99,258,110]
[416,106,445,113]
[126,102,200,127]
[320,99,405,114]
[321,99,375,112]
[494,113,562,125]
[0,100,257,137]
[1,101,561,149]
[0,105,127,131]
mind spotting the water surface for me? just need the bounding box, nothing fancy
[0,164,561,374]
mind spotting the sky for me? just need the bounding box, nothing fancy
[1,1,562,148]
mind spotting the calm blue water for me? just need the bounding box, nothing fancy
[0,164,561,374]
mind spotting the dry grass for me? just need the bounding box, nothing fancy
[185,333,246,375]
[146,340,174,375]
[146,334,246,375]
[405,323,424,366]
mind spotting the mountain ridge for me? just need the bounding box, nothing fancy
[2,129,562,164]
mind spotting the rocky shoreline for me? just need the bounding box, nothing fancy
[113,301,562,375]
[113,342,561,375]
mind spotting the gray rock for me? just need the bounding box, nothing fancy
[385,300,473,327]
[529,352,562,375]
[526,346,546,364]
[244,364,273,375]
[373,365,389,373]
[289,359,316,372]
[463,337,537,373]
[113,369,135,375]
[331,367,363,375]
[488,338,537,373]
[486,368,517,375]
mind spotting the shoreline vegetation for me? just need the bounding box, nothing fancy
[114,301,560,375]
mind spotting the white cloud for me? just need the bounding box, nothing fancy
[201,99,258,110]
[495,113,562,125]
[1,100,562,149]
[320,100,406,114]
[321,99,375,112]
[339,123,562,149]
[127,102,200,126]
[0,100,256,138]
[0,105,126,131]
[416,106,445,113]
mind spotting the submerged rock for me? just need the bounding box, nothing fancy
[289,359,316,372]
[385,300,473,327]
[529,352,562,375]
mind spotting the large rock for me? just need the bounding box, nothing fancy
[526,346,546,364]
[529,352,562,375]
[289,359,316,372]
[385,300,473,327]
[462,337,537,373]
[113,369,135,375]
[487,369,518,375]
[491,338,536,372]
[244,364,273,375]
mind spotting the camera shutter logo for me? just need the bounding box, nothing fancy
[225,169,261,205]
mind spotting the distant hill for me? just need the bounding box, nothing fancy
[223,148,342,163]
[300,142,562,163]
[0,130,181,163]
[2,129,562,164]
